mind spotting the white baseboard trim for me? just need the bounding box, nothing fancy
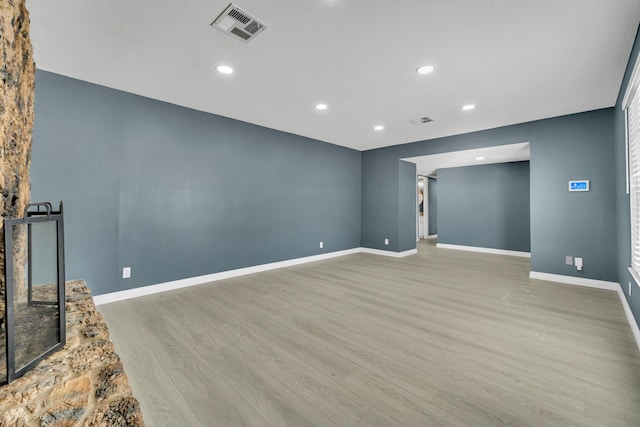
[94,246,417,305]
[93,246,640,354]
[530,272,640,352]
[437,243,531,258]
[529,271,619,291]
[616,286,640,353]
[95,248,360,305]
[360,248,418,258]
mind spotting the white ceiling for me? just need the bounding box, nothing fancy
[403,142,530,176]
[26,0,640,151]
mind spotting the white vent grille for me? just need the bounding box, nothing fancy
[410,117,434,125]
[212,3,267,43]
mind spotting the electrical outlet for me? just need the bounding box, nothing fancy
[384,238,389,246]
[565,256,573,265]
[319,241,324,249]
[574,257,583,271]
[123,267,131,279]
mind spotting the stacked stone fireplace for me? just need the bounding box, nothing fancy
[0,0,35,335]
[1,0,42,386]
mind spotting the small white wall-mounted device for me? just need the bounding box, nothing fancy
[568,180,589,192]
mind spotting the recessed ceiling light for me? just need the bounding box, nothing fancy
[416,65,435,75]
[216,65,234,74]
[476,156,485,161]
[374,125,384,131]
[315,103,328,110]
[462,104,476,111]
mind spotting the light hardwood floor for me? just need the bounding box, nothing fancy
[98,240,640,426]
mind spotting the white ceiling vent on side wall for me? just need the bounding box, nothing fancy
[211,3,267,43]
[410,116,434,125]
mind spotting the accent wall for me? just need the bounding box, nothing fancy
[30,71,362,296]
[361,108,616,282]
[437,161,530,253]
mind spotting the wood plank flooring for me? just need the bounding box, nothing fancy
[98,240,640,426]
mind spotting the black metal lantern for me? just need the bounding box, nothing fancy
[1,202,65,385]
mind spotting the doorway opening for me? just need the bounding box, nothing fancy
[404,142,531,257]
[417,175,438,242]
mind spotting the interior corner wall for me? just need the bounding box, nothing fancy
[615,23,640,327]
[361,108,617,282]
[437,161,530,252]
[30,70,362,296]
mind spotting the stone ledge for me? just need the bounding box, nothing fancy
[0,280,145,426]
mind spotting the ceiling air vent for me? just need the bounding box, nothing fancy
[211,3,267,43]
[410,116,434,125]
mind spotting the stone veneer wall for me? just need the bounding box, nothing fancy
[0,0,35,321]
[0,281,145,426]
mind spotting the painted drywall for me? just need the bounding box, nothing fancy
[362,108,616,282]
[30,71,361,296]
[361,155,399,250]
[615,23,640,327]
[437,162,530,252]
[399,161,417,251]
[428,177,437,236]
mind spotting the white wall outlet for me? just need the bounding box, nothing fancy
[565,256,573,265]
[123,267,131,279]
[384,238,389,246]
[574,257,583,271]
[319,241,324,249]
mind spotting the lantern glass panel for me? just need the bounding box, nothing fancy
[12,221,61,373]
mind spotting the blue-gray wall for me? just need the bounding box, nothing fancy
[437,161,530,252]
[427,177,437,236]
[615,24,640,327]
[361,155,400,251]
[361,108,616,282]
[31,71,361,296]
[359,158,415,252]
[399,161,417,251]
